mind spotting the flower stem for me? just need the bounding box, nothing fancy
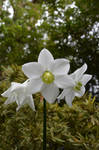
[43,99,46,150]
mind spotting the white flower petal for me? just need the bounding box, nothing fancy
[2,80,35,111]
[38,48,54,70]
[58,88,71,100]
[1,82,21,97]
[55,75,75,89]
[65,91,75,106]
[16,105,21,111]
[49,59,70,75]
[81,74,92,85]
[1,88,11,97]
[41,83,59,103]
[75,86,85,97]
[27,96,35,110]
[13,85,26,95]
[11,82,21,87]
[4,94,16,105]
[28,78,43,94]
[26,95,35,111]
[22,62,44,78]
[16,95,35,111]
[15,96,25,106]
[57,91,65,101]
[70,64,87,81]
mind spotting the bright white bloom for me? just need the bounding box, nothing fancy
[22,48,72,103]
[1,80,35,111]
[58,64,92,106]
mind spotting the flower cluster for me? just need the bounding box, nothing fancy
[1,48,92,110]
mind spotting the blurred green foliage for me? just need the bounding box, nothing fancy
[0,64,99,150]
[0,0,44,65]
[41,0,99,79]
[0,0,99,88]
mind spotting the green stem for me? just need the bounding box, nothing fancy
[43,99,46,150]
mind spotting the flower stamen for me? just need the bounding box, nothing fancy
[42,71,54,84]
[73,82,82,92]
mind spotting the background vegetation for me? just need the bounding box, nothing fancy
[0,0,99,90]
[0,65,99,150]
[0,0,99,149]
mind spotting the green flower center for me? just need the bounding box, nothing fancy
[73,82,82,92]
[42,71,54,84]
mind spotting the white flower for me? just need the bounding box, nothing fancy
[58,64,92,106]
[22,48,71,103]
[1,80,35,111]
